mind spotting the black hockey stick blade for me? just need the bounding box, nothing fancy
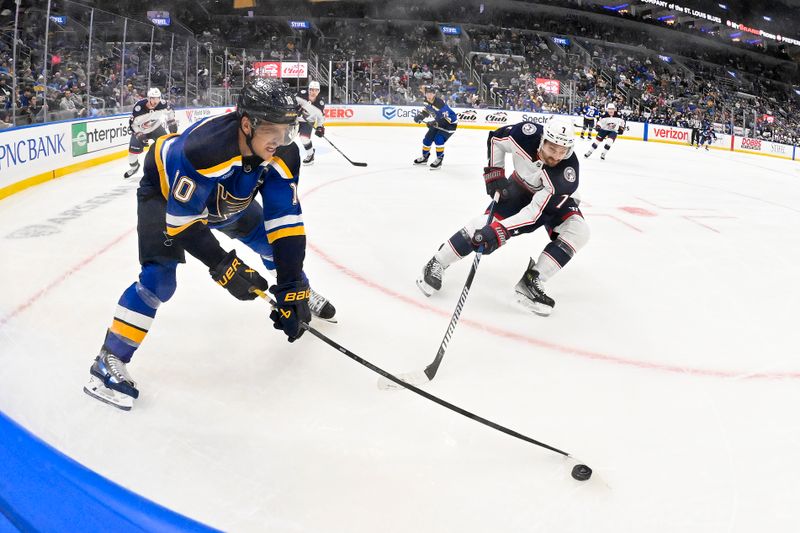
[324,136,367,167]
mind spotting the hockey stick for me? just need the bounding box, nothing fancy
[324,136,368,167]
[378,192,501,390]
[251,289,586,467]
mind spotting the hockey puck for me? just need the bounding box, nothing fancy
[571,464,592,481]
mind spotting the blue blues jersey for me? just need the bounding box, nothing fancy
[142,112,305,277]
[419,97,458,131]
[582,105,599,119]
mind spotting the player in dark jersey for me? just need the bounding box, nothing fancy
[580,101,599,139]
[296,81,325,165]
[413,86,458,170]
[84,79,332,411]
[417,117,589,316]
[124,87,178,179]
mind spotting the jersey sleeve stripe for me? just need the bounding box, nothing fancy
[196,155,242,177]
[269,157,294,180]
[155,134,179,199]
[267,225,305,244]
[264,214,304,232]
[166,210,209,227]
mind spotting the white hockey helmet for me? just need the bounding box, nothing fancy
[606,102,617,111]
[308,81,321,90]
[541,116,575,158]
[147,87,162,99]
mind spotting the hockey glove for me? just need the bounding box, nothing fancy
[314,125,325,137]
[168,121,178,134]
[210,250,269,301]
[483,166,509,199]
[413,114,424,124]
[269,281,312,342]
[471,222,509,255]
[135,132,147,142]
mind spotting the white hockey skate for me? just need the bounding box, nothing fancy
[514,259,555,317]
[413,155,429,166]
[303,150,315,166]
[429,157,443,170]
[416,256,445,297]
[123,161,140,179]
[309,288,337,323]
[83,349,139,411]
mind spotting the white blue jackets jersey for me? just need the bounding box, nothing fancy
[296,89,325,126]
[418,97,458,132]
[130,98,177,134]
[597,113,626,134]
[487,122,580,231]
[582,105,599,119]
[142,112,305,275]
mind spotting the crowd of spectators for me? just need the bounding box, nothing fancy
[1,0,798,144]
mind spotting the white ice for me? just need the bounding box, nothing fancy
[2,126,800,532]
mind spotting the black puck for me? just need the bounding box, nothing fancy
[571,464,592,481]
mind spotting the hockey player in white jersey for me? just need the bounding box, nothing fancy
[584,103,626,160]
[417,117,590,316]
[296,81,325,165]
[124,88,178,178]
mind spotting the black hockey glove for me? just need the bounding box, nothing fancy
[210,250,269,301]
[314,125,325,137]
[413,114,424,124]
[483,166,509,199]
[269,281,312,342]
[135,132,147,142]
[471,222,509,255]
[168,121,178,134]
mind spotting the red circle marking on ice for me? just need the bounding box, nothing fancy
[302,170,800,381]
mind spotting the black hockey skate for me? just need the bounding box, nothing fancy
[514,259,555,316]
[309,288,336,323]
[83,349,139,411]
[303,151,315,166]
[413,155,429,166]
[416,256,444,297]
[429,157,443,170]
[123,161,140,179]
[600,152,606,160]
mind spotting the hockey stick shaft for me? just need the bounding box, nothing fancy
[423,192,501,381]
[324,136,367,167]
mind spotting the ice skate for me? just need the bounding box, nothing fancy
[83,349,139,411]
[413,155,429,166]
[123,161,140,179]
[600,152,606,160]
[417,256,445,296]
[309,288,337,323]
[584,150,592,159]
[429,157,443,170]
[514,259,555,317]
[303,150,315,165]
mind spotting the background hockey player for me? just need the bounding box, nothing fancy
[124,87,178,178]
[84,79,334,411]
[296,80,325,165]
[417,117,589,316]
[698,121,717,151]
[413,86,458,170]
[584,103,626,160]
[579,100,600,139]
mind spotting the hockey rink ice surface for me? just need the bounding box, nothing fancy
[2,126,800,532]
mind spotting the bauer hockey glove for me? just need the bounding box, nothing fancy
[314,125,325,137]
[471,221,509,255]
[483,166,509,199]
[269,281,312,342]
[210,250,269,301]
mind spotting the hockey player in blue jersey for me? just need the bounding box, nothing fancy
[579,101,599,139]
[697,122,716,151]
[84,79,334,411]
[413,86,458,170]
[417,116,589,316]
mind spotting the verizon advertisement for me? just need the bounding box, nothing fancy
[648,125,691,144]
[253,61,308,79]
